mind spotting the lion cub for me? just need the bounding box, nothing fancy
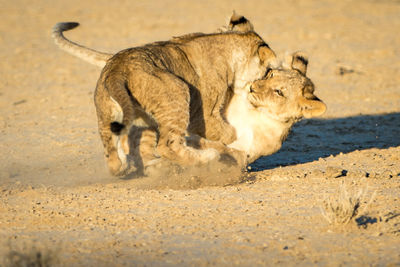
[226,52,326,164]
[52,14,278,176]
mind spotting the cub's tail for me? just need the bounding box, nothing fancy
[52,22,112,68]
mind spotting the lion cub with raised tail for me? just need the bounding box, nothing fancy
[92,16,276,176]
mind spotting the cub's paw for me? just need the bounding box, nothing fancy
[106,153,130,177]
[219,148,246,167]
[197,148,220,164]
[144,158,167,177]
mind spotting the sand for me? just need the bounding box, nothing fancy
[0,0,399,265]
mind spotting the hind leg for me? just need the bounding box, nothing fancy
[97,121,130,176]
[95,90,131,176]
[157,128,219,165]
[150,73,219,165]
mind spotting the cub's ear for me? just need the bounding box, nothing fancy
[228,11,254,32]
[258,44,277,66]
[291,51,308,75]
[299,96,327,118]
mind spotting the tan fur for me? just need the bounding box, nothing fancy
[88,16,276,176]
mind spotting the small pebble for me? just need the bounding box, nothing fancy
[325,166,346,178]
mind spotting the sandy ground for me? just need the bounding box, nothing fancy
[1,0,400,265]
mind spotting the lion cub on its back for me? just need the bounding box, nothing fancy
[227,52,326,164]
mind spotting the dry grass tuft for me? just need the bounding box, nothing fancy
[321,182,375,225]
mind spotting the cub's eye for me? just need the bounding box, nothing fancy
[273,89,284,97]
[249,85,254,93]
[264,68,273,79]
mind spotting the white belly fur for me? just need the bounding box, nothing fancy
[226,93,255,151]
[226,93,287,162]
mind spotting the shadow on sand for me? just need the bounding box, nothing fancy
[250,112,400,171]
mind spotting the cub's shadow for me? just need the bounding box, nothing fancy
[250,112,400,171]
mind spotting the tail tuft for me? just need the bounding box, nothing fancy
[53,22,80,32]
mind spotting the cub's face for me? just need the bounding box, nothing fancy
[248,67,326,122]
